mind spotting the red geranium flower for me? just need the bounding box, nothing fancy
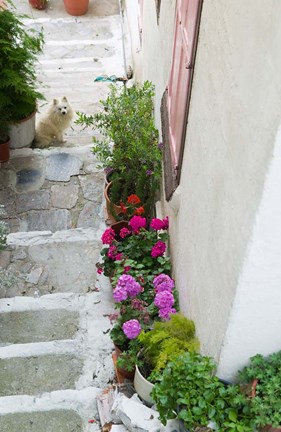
[134,206,145,215]
[127,194,141,205]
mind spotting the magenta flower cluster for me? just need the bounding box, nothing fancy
[113,274,142,302]
[150,216,169,231]
[153,273,176,320]
[129,216,146,232]
[120,227,131,238]
[101,227,115,245]
[151,240,166,258]
[122,319,142,339]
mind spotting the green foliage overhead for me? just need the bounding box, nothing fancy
[0,6,44,142]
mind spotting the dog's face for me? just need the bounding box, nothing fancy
[53,96,70,116]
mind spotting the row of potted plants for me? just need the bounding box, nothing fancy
[89,76,281,431]
[28,0,89,16]
[98,213,272,431]
[99,213,281,431]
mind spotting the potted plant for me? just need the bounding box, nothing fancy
[28,0,48,10]
[238,351,281,431]
[152,351,253,432]
[76,81,162,221]
[133,313,199,405]
[0,6,44,149]
[63,0,89,16]
[97,214,171,284]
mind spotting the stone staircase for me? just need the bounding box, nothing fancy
[0,0,128,429]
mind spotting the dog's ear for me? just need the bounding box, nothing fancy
[53,99,58,105]
[62,96,68,102]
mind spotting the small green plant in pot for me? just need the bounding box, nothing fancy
[152,351,253,432]
[0,5,44,144]
[238,350,281,430]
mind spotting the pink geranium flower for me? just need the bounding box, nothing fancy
[129,216,147,232]
[151,240,166,258]
[101,227,115,244]
[113,286,128,302]
[122,319,142,339]
[158,307,176,320]
[120,227,131,238]
[153,274,175,292]
[154,290,175,309]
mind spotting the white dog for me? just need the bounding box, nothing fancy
[34,97,74,148]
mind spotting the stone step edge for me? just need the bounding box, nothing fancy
[0,291,110,314]
[7,227,102,247]
[0,387,102,417]
[9,142,101,158]
[0,339,77,359]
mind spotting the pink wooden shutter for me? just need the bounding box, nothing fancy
[167,0,202,170]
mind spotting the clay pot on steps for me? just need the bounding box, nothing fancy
[28,0,48,10]
[114,344,135,380]
[104,181,123,225]
[0,138,10,163]
[63,0,89,16]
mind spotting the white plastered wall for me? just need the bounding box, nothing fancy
[125,0,281,375]
[217,125,281,380]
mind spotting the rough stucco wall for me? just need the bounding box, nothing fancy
[124,0,176,131]
[126,0,281,370]
[217,125,281,380]
[171,0,281,362]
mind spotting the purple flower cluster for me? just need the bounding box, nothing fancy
[153,274,175,293]
[151,240,166,258]
[122,319,142,339]
[113,274,142,302]
[153,273,176,321]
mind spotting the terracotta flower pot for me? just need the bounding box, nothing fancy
[28,0,48,10]
[63,0,89,16]
[0,139,10,163]
[114,344,135,380]
[104,181,123,225]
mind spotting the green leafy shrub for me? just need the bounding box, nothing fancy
[238,350,281,429]
[138,313,200,382]
[76,81,162,216]
[152,352,253,432]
